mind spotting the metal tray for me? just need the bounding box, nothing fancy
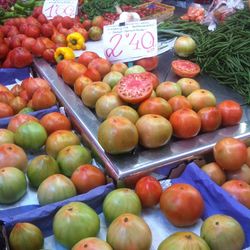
[33,54,250,180]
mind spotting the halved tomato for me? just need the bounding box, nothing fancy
[117,73,153,104]
[171,60,200,78]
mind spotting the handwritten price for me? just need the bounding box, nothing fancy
[103,20,158,61]
[43,4,75,18]
[105,31,155,58]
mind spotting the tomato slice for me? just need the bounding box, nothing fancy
[171,59,201,78]
[117,73,153,104]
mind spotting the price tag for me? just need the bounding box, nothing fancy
[103,20,158,62]
[42,0,78,19]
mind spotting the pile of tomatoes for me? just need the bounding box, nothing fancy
[0,7,105,68]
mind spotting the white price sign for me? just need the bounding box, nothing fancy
[103,20,158,62]
[42,0,78,19]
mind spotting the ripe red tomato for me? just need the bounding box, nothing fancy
[22,37,36,52]
[41,23,54,38]
[32,88,57,110]
[71,164,106,194]
[135,176,162,208]
[135,56,159,71]
[0,103,14,118]
[92,16,105,28]
[217,100,242,126]
[168,95,192,112]
[24,24,41,38]
[74,75,93,96]
[169,108,201,139]
[88,58,111,77]
[117,73,153,104]
[171,59,200,78]
[56,59,71,76]
[83,68,102,81]
[140,72,159,89]
[222,180,250,208]
[213,137,247,171]
[32,38,46,57]
[160,183,204,227]
[77,51,99,67]
[40,112,72,134]
[43,49,56,64]
[82,19,92,31]
[198,106,222,132]
[8,47,33,68]
[61,16,74,29]
[0,43,9,59]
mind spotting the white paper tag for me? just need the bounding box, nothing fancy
[103,20,158,62]
[42,0,78,19]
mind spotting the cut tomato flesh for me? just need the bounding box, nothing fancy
[172,59,201,78]
[117,73,153,104]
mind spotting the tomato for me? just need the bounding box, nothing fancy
[0,103,14,118]
[124,65,145,75]
[24,24,41,38]
[62,61,87,86]
[32,88,57,110]
[62,16,74,29]
[217,100,242,126]
[77,51,99,67]
[92,16,105,28]
[0,91,14,104]
[32,38,46,57]
[168,95,192,111]
[19,90,29,102]
[9,223,44,250]
[82,19,92,31]
[8,47,33,68]
[0,129,14,145]
[0,43,9,59]
[98,116,138,154]
[45,130,80,158]
[174,36,196,57]
[27,155,60,189]
[7,114,39,132]
[198,106,222,132]
[177,78,200,96]
[158,232,210,250]
[81,81,111,108]
[9,96,27,114]
[169,108,201,139]
[201,162,226,186]
[51,31,66,47]
[213,137,247,171]
[40,112,71,134]
[141,72,160,89]
[39,37,56,50]
[160,183,204,227]
[71,164,106,194]
[21,37,36,52]
[83,68,101,81]
[56,59,71,76]
[0,167,27,204]
[187,89,216,112]
[138,97,173,119]
[52,15,64,27]
[0,143,28,171]
[171,59,201,78]
[95,92,124,120]
[135,56,159,71]
[37,14,48,24]
[135,176,162,208]
[156,81,182,101]
[226,164,250,184]
[74,75,93,96]
[72,237,112,250]
[107,105,139,124]
[102,71,123,89]
[107,214,152,250]
[117,73,153,104]
[88,26,103,41]
[88,58,111,77]
[43,48,56,64]
[221,180,250,208]
[41,23,54,37]
[111,62,128,75]
[201,214,245,250]
[103,188,142,223]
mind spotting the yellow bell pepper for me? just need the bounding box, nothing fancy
[66,32,85,50]
[54,47,75,63]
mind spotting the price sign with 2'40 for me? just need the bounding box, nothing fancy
[42,0,78,19]
[103,20,158,62]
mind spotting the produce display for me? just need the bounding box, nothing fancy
[0,1,250,250]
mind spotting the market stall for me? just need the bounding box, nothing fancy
[0,0,250,249]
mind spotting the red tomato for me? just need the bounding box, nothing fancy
[71,164,106,194]
[222,180,250,208]
[40,112,71,134]
[160,183,204,227]
[88,58,111,77]
[9,96,27,114]
[56,59,71,76]
[74,75,93,96]
[24,24,41,38]
[82,19,92,31]
[198,106,222,132]
[77,51,99,67]
[0,43,9,59]
[92,16,105,28]
[169,108,201,139]
[213,137,247,171]
[171,59,200,78]
[37,14,48,24]
[41,23,54,38]
[0,103,14,118]
[217,100,242,126]
[22,37,36,52]
[43,49,56,64]
[135,176,162,208]
[117,73,153,104]
[135,56,159,71]
[32,88,57,110]
[83,68,101,81]
[168,95,192,112]
[11,85,23,97]
[140,72,160,89]
[61,16,74,29]
[32,38,46,57]
[8,47,33,68]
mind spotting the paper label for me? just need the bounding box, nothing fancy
[42,0,78,19]
[103,20,158,62]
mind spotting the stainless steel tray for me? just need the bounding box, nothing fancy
[33,56,250,180]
